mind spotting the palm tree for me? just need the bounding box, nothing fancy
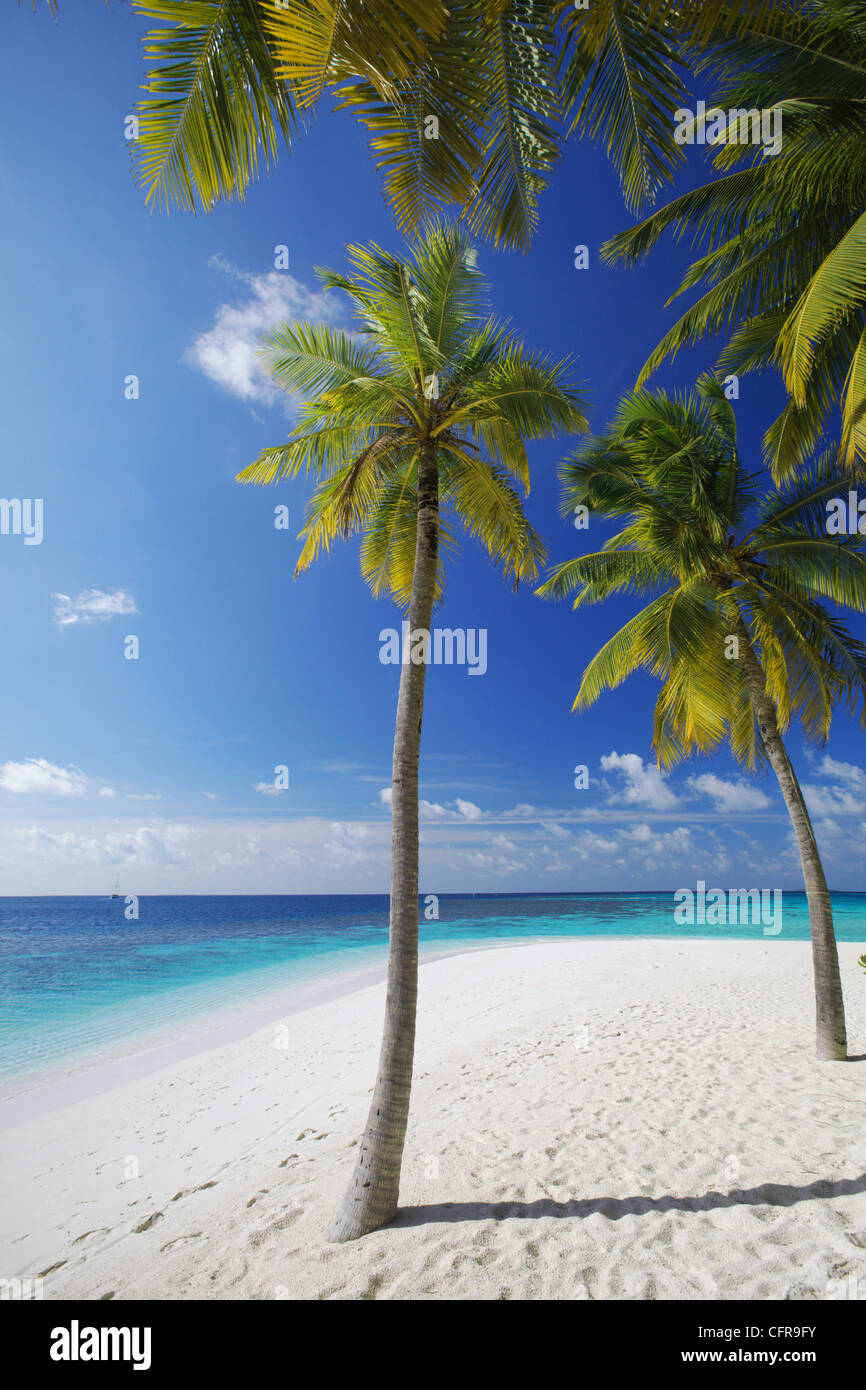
[603,0,866,477]
[537,374,866,1060]
[237,224,586,1238]
[127,1,797,248]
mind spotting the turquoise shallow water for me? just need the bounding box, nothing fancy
[1,892,864,1085]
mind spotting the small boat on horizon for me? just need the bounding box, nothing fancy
[111,874,121,900]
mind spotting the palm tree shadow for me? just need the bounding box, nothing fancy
[395,1172,866,1228]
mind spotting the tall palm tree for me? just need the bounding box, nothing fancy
[537,374,866,1060]
[238,224,586,1238]
[603,0,866,477]
[127,0,797,249]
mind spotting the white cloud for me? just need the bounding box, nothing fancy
[572,831,621,857]
[254,781,286,797]
[803,783,865,817]
[687,772,770,813]
[98,787,117,799]
[52,589,138,627]
[186,256,348,410]
[600,751,678,810]
[0,803,845,894]
[0,758,87,797]
[619,822,653,843]
[380,788,482,821]
[818,755,866,788]
[19,824,189,866]
[614,822,697,867]
[322,820,370,867]
[542,821,570,839]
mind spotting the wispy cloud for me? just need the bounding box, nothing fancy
[186,256,348,412]
[255,781,287,797]
[52,588,138,627]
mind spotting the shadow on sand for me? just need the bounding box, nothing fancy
[394,1172,866,1228]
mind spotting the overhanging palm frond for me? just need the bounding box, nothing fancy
[132,0,298,212]
[777,210,866,403]
[599,1,866,472]
[465,0,562,251]
[842,323,866,463]
[263,0,447,105]
[558,0,688,215]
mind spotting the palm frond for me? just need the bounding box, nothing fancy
[132,0,298,212]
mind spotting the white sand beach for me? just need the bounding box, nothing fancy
[2,937,865,1301]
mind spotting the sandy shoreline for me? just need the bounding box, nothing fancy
[1,937,865,1301]
[0,941,506,1127]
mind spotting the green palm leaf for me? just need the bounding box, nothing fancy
[778,209,866,402]
[237,223,581,607]
[131,0,298,211]
[540,380,866,770]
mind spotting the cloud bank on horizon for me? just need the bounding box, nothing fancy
[1,751,863,894]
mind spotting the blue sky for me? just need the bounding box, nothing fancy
[0,3,864,895]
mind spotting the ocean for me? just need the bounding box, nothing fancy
[1,892,864,1091]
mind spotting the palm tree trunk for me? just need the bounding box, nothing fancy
[734,617,847,1060]
[329,439,439,1242]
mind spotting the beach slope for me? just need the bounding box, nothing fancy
[1,938,865,1301]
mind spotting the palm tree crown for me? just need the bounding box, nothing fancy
[537,374,866,767]
[237,223,587,593]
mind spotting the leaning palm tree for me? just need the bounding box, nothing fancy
[126,0,798,249]
[238,223,586,1238]
[538,374,866,1060]
[603,0,866,476]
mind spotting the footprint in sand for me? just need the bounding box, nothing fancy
[160,1234,203,1253]
[133,1212,164,1233]
[71,1229,111,1247]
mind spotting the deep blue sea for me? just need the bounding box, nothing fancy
[1,892,864,1088]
